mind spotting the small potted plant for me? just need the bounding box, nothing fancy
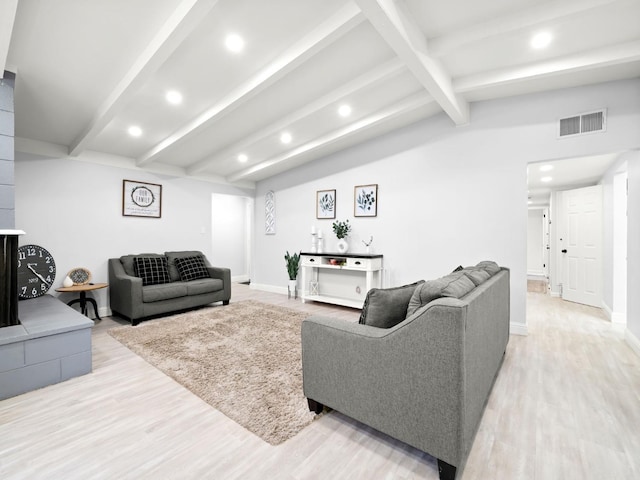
[332,219,351,253]
[284,250,300,298]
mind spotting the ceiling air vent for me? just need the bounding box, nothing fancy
[559,109,606,138]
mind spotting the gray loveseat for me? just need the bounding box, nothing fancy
[108,250,231,325]
[302,263,509,480]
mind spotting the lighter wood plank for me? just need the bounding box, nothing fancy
[0,284,638,479]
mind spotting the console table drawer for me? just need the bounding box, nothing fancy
[346,257,369,269]
[302,256,322,266]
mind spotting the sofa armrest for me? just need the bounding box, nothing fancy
[207,266,231,301]
[108,258,144,320]
[301,299,466,465]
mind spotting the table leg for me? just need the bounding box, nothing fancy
[67,292,101,321]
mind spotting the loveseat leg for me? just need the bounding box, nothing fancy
[132,319,140,326]
[437,459,456,480]
[307,398,324,414]
[223,300,229,305]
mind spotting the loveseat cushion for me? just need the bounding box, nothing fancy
[359,281,424,328]
[142,282,188,302]
[165,251,208,281]
[133,256,171,286]
[185,278,224,295]
[406,272,475,317]
[175,255,211,281]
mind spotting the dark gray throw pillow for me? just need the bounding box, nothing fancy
[175,255,210,281]
[406,272,476,317]
[133,256,171,286]
[359,281,424,328]
[476,260,500,276]
[463,267,491,286]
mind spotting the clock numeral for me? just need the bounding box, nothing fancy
[27,247,36,257]
[31,287,37,296]
[49,266,54,273]
[18,252,25,261]
[45,256,51,263]
[21,286,27,295]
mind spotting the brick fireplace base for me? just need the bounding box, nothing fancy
[0,295,93,400]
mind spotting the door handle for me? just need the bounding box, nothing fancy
[561,249,567,253]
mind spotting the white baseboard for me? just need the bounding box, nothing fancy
[510,322,528,336]
[550,290,561,298]
[626,329,640,358]
[249,283,288,296]
[232,274,250,283]
[527,272,545,279]
[601,301,626,329]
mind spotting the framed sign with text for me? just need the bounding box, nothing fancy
[122,180,162,218]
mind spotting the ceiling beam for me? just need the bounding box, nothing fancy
[227,91,433,182]
[137,2,365,167]
[429,0,627,56]
[0,0,18,77]
[454,40,640,93]
[186,58,405,175]
[355,0,469,125]
[68,0,220,157]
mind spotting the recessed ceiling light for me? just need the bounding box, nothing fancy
[541,176,553,183]
[166,90,182,105]
[128,126,142,137]
[528,200,533,205]
[531,32,552,49]
[280,132,292,144]
[225,34,244,53]
[539,164,554,172]
[338,104,352,117]
[237,153,248,163]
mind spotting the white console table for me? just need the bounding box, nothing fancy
[300,252,383,309]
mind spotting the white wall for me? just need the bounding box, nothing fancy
[14,154,252,316]
[626,151,640,351]
[211,193,252,281]
[527,209,544,276]
[253,79,640,334]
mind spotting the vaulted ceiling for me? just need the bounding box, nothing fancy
[3,0,640,188]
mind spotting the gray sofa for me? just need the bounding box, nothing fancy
[108,250,231,325]
[302,264,510,480]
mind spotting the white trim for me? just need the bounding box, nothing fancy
[550,290,561,298]
[510,322,528,336]
[601,300,627,327]
[626,329,640,358]
[232,275,250,283]
[250,283,288,296]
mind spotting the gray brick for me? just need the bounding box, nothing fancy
[61,350,92,381]
[25,329,91,365]
[0,80,13,113]
[0,360,61,401]
[0,184,14,209]
[0,158,14,184]
[0,208,14,229]
[0,135,13,161]
[0,110,13,136]
[0,341,24,373]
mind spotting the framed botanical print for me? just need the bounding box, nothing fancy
[316,189,336,219]
[354,184,377,217]
[122,180,162,218]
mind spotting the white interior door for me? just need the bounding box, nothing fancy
[561,185,603,307]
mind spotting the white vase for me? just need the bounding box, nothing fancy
[63,275,73,287]
[288,279,298,299]
[337,238,349,253]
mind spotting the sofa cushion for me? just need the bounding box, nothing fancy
[142,282,188,303]
[186,278,224,296]
[133,256,171,286]
[476,260,501,276]
[175,255,211,281]
[120,253,164,277]
[359,281,424,328]
[463,267,491,286]
[165,251,208,281]
[407,272,476,317]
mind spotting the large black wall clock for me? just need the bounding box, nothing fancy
[17,244,56,299]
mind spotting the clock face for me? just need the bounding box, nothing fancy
[17,244,56,299]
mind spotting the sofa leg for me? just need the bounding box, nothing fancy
[132,319,140,326]
[437,459,456,480]
[223,300,230,305]
[307,398,324,414]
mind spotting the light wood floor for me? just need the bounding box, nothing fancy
[1,284,639,479]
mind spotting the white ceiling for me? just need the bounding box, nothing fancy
[3,0,640,188]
